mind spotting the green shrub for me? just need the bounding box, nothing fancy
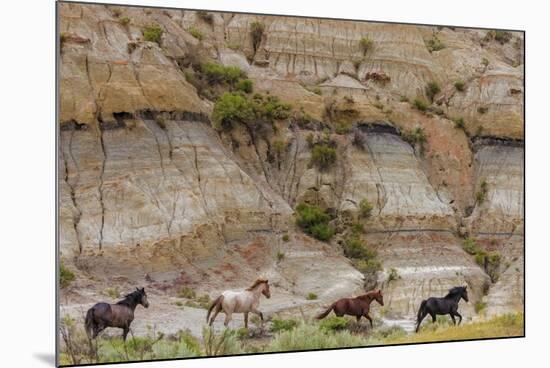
[359,36,373,56]
[200,62,246,85]
[251,93,291,121]
[403,127,428,154]
[119,16,130,27]
[310,223,335,241]
[319,316,349,332]
[387,267,400,282]
[60,263,75,288]
[250,21,265,52]
[282,234,290,242]
[425,81,441,102]
[400,95,409,102]
[413,98,428,112]
[295,202,334,241]
[306,292,318,300]
[310,144,337,170]
[236,79,254,93]
[342,236,376,260]
[188,26,203,41]
[143,24,163,44]
[267,324,369,352]
[462,237,481,255]
[351,221,364,234]
[104,287,120,299]
[482,58,490,67]
[475,301,487,314]
[484,30,512,44]
[454,80,465,92]
[202,327,243,356]
[476,180,488,203]
[359,199,373,219]
[270,318,298,333]
[212,92,255,130]
[425,35,445,52]
[276,251,285,262]
[178,286,196,299]
[353,258,382,275]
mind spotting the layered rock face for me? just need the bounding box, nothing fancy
[58,2,523,326]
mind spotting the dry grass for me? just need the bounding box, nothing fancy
[376,313,523,345]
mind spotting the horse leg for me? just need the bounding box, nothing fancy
[244,312,249,329]
[209,304,222,326]
[450,313,456,325]
[122,327,130,341]
[250,307,264,326]
[223,313,232,327]
[430,312,436,323]
[356,315,361,322]
[416,311,428,333]
[364,314,373,328]
[454,311,463,325]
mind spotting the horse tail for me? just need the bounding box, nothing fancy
[206,295,223,323]
[417,300,427,322]
[316,302,335,320]
[85,307,95,338]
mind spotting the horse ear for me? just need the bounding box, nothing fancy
[464,285,468,290]
[136,287,140,291]
[141,287,145,292]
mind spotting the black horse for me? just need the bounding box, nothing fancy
[85,287,149,340]
[415,286,469,333]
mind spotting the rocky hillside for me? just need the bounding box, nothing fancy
[58,2,523,327]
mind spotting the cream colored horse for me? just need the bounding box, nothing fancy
[206,279,271,328]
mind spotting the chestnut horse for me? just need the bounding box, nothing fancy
[206,279,271,328]
[316,289,384,327]
[85,287,149,340]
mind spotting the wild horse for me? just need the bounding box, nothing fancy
[85,287,149,340]
[316,289,384,327]
[207,278,271,328]
[415,286,469,332]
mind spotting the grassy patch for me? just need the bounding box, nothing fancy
[402,127,428,154]
[143,24,163,44]
[425,35,445,52]
[270,318,298,333]
[178,286,196,299]
[267,324,369,352]
[412,98,428,112]
[188,26,203,41]
[60,263,75,288]
[119,17,130,27]
[318,316,349,332]
[282,234,290,242]
[378,313,523,345]
[425,81,441,102]
[306,292,318,300]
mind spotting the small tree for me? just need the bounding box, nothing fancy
[359,36,373,56]
[310,144,337,170]
[359,199,373,219]
[425,81,441,102]
[250,21,265,53]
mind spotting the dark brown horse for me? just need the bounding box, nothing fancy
[316,289,384,327]
[85,287,149,340]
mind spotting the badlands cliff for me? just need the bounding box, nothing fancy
[58,2,524,328]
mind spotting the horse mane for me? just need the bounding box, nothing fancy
[445,286,465,298]
[116,290,141,307]
[246,278,268,291]
[357,289,380,300]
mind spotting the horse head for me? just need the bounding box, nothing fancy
[374,289,384,306]
[461,285,469,302]
[136,287,150,308]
